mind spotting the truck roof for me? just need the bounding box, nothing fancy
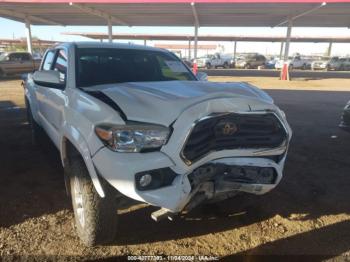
[56,42,169,53]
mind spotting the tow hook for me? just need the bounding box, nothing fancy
[151,208,176,222]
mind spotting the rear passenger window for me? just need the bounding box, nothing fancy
[42,50,56,71]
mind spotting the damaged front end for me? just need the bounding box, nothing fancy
[150,110,291,222]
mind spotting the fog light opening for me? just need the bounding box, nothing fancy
[139,174,152,187]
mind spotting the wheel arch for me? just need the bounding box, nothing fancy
[60,128,105,198]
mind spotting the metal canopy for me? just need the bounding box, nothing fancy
[1,1,350,27]
[62,32,350,43]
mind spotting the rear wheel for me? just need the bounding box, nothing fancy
[244,63,251,69]
[223,62,230,69]
[68,157,118,246]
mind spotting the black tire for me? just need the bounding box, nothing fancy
[68,157,118,246]
[302,64,307,70]
[244,64,251,69]
[223,62,230,69]
[26,99,46,146]
[206,63,212,69]
[0,68,5,78]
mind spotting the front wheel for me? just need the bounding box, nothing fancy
[244,64,251,69]
[68,157,118,246]
[206,63,212,69]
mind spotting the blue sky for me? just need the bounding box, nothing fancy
[1,17,350,56]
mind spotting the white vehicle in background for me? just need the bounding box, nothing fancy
[275,55,310,70]
[196,53,233,69]
[24,42,292,246]
[311,56,339,71]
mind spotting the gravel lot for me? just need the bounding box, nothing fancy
[1,77,350,260]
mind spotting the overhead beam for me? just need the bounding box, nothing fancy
[0,9,63,26]
[69,3,129,26]
[273,2,327,27]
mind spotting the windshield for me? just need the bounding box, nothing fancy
[76,48,196,87]
[330,57,339,62]
[0,53,8,62]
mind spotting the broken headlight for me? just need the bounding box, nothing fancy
[95,123,169,153]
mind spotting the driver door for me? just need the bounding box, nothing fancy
[39,49,68,147]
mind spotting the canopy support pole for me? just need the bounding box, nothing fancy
[25,19,33,54]
[188,40,191,60]
[279,42,284,59]
[144,39,147,46]
[108,17,113,43]
[194,24,198,60]
[283,19,292,61]
[233,41,237,59]
[327,42,333,56]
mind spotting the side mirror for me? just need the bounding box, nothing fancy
[33,70,65,89]
[196,72,208,81]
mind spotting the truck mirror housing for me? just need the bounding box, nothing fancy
[33,70,65,89]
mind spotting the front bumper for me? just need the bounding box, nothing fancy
[92,99,292,213]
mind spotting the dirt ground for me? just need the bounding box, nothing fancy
[1,76,350,260]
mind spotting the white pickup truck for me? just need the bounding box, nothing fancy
[196,53,233,69]
[24,42,292,246]
[275,55,310,70]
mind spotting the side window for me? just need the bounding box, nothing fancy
[42,50,56,71]
[9,53,21,61]
[20,53,31,61]
[53,49,68,85]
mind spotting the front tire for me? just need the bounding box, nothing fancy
[68,157,118,246]
[244,64,251,69]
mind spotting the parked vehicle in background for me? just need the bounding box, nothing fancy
[275,55,310,70]
[311,56,334,70]
[197,53,233,69]
[0,52,41,77]
[265,57,278,69]
[326,57,344,71]
[340,100,350,132]
[24,42,291,246]
[331,57,350,71]
[235,53,266,69]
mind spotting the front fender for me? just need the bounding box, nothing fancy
[60,124,105,198]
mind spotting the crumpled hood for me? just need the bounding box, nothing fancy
[87,81,274,126]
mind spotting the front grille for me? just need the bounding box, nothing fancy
[182,113,287,163]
